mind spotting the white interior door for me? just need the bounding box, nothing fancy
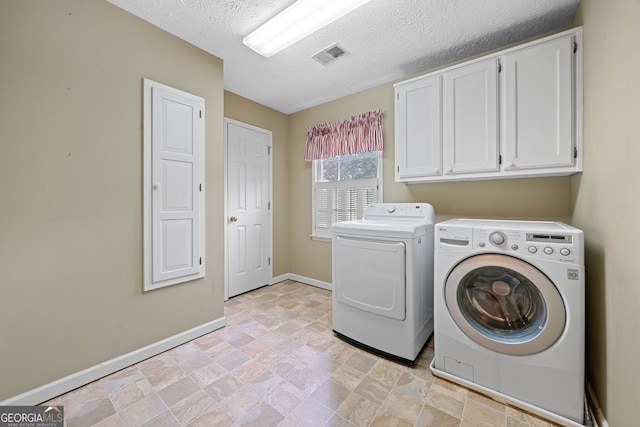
[225,119,272,298]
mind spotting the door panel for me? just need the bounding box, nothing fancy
[226,120,272,298]
[162,100,194,155]
[162,160,193,211]
[234,225,247,274]
[253,224,264,270]
[161,219,193,273]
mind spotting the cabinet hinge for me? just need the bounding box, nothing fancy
[573,42,578,53]
[199,110,202,118]
[199,257,202,265]
[397,93,400,100]
[268,202,271,210]
[268,257,271,265]
[268,146,271,155]
[199,183,202,192]
[499,154,502,164]
[397,165,400,173]
[498,62,502,73]
[574,147,578,158]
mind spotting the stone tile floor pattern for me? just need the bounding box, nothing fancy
[45,280,563,426]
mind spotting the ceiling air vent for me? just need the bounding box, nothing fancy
[312,43,348,66]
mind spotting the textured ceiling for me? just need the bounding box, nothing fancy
[106,0,580,114]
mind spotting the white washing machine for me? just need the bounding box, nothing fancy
[332,203,435,363]
[432,219,585,426]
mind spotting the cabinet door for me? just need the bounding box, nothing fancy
[503,35,574,170]
[395,75,442,181]
[443,59,499,175]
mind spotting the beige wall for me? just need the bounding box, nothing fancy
[224,92,290,277]
[572,0,640,424]
[0,0,225,400]
[288,81,572,284]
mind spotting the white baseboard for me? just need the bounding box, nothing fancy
[272,273,332,291]
[1,317,226,406]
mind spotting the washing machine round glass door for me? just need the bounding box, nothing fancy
[445,254,565,356]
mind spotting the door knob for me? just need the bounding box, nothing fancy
[229,216,238,222]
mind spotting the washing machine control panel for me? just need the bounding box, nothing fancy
[436,222,583,264]
[477,228,580,263]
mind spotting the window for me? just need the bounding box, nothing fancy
[312,151,382,238]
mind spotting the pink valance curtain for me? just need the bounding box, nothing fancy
[304,109,384,161]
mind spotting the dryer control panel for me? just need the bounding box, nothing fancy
[364,203,435,222]
[436,219,584,264]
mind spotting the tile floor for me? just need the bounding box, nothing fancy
[45,280,564,427]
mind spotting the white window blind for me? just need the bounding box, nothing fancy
[312,151,382,238]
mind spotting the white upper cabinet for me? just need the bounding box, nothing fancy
[443,58,499,176]
[502,35,574,171]
[394,27,582,183]
[395,75,442,180]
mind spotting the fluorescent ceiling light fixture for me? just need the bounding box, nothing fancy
[243,0,372,58]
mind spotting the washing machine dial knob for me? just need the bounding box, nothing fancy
[386,205,396,213]
[489,232,507,247]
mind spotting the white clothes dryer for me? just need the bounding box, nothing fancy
[332,203,435,363]
[432,219,585,426]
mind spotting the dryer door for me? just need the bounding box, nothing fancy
[445,254,565,355]
[334,236,406,320]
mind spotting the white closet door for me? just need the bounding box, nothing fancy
[144,79,204,291]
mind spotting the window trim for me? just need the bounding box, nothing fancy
[311,151,383,240]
